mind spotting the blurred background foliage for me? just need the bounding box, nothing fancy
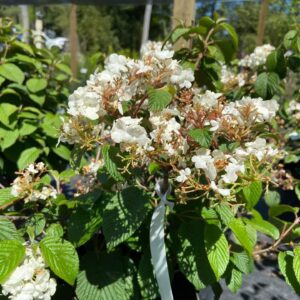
[0,0,299,57]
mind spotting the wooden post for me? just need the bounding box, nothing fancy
[256,0,269,46]
[172,0,196,49]
[70,4,78,77]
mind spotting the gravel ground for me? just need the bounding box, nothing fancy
[199,261,300,300]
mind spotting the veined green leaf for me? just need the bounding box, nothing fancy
[148,87,173,112]
[103,186,150,249]
[40,236,79,285]
[229,218,254,253]
[177,221,216,289]
[76,252,136,300]
[242,181,262,210]
[204,224,229,279]
[0,217,23,241]
[102,144,124,181]
[244,218,279,240]
[188,128,212,148]
[0,240,25,284]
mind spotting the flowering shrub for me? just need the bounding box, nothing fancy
[0,16,300,300]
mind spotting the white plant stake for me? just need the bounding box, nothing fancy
[150,180,174,300]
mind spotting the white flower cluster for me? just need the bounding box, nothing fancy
[177,137,278,196]
[62,42,280,199]
[287,100,300,121]
[239,44,275,69]
[66,41,194,121]
[1,247,56,300]
[220,64,246,88]
[11,163,57,203]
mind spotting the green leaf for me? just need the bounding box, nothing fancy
[26,78,47,93]
[215,203,234,226]
[266,49,286,78]
[229,219,254,253]
[231,251,253,274]
[46,223,64,237]
[0,103,18,127]
[0,240,25,284]
[29,94,45,106]
[254,72,280,99]
[138,249,159,299]
[11,54,42,71]
[0,63,24,84]
[244,218,279,240]
[19,122,37,136]
[296,184,300,201]
[26,213,46,237]
[68,206,102,248]
[171,27,190,43]
[225,264,243,293]
[242,181,262,210]
[188,128,212,148]
[76,252,136,300]
[283,30,298,49]
[12,40,34,55]
[103,186,150,249]
[55,63,72,75]
[17,147,42,170]
[52,145,71,160]
[177,221,216,289]
[59,169,76,182]
[0,217,23,241]
[269,205,299,218]
[293,247,300,284]
[40,236,79,285]
[0,188,17,209]
[148,87,173,112]
[278,251,300,293]
[264,190,280,207]
[199,16,215,30]
[148,161,160,175]
[219,22,238,49]
[1,129,19,151]
[0,76,5,86]
[102,144,124,181]
[204,224,229,279]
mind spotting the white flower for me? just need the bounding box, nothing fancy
[68,86,103,120]
[111,117,150,146]
[150,115,181,142]
[209,120,220,131]
[235,137,278,161]
[2,247,56,300]
[222,159,245,183]
[222,97,279,124]
[193,90,222,109]
[176,168,191,183]
[170,69,194,89]
[105,53,128,75]
[192,149,217,181]
[39,187,57,201]
[26,164,38,174]
[239,44,275,68]
[210,181,231,196]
